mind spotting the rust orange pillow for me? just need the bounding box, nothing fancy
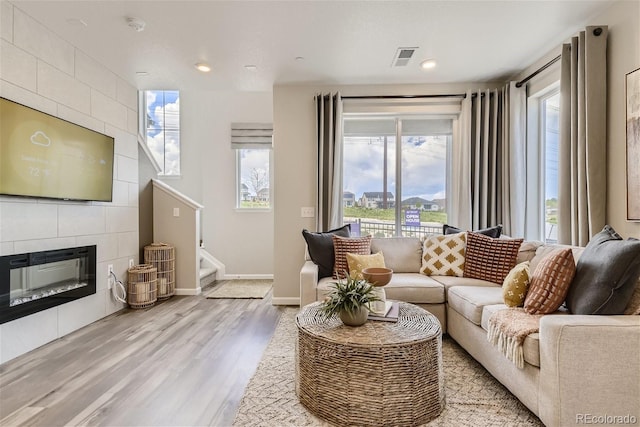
[524,248,576,314]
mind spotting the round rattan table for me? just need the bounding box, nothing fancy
[296,302,444,427]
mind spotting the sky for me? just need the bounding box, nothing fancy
[343,135,448,203]
[146,90,180,175]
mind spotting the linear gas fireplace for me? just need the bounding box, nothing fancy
[0,246,96,324]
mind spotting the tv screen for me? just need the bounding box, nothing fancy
[0,97,114,202]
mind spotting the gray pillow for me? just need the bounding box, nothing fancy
[443,224,502,238]
[566,225,640,314]
[302,225,350,279]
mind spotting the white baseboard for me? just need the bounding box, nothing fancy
[222,274,274,280]
[175,287,202,296]
[271,297,300,306]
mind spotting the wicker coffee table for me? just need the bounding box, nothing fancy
[296,302,444,427]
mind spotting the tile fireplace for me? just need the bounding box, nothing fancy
[0,246,96,324]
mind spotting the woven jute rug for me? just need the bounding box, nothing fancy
[204,280,272,299]
[233,307,543,427]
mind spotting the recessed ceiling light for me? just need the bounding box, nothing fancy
[136,71,149,76]
[244,65,258,71]
[195,63,211,72]
[420,59,437,70]
[295,56,305,61]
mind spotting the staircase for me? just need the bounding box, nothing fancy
[200,247,223,288]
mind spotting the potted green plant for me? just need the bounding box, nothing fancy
[320,273,381,326]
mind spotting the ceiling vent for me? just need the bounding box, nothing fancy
[391,47,418,67]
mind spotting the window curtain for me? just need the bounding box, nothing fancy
[315,92,343,231]
[557,26,608,246]
[454,83,527,236]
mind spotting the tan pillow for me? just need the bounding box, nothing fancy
[346,251,385,280]
[524,248,576,314]
[420,232,466,276]
[502,261,531,307]
[332,235,372,279]
[464,231,524,284]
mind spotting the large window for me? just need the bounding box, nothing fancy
[343,117,451,238]
[142,90,180,176]
[541,92,560,243]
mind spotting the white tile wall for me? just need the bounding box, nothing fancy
[0,39,36,91]
[75,50,117,98]
[38,61,91,112]
[0,1,13,42]
[0,5,139,364]
[13,8,74,75]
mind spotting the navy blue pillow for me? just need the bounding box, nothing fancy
[443,224,502,238]
[566,225,640,314]
[302,224,351,279]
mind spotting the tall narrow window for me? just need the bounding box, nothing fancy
[142,90,180,176]
[232,123,273,209]
[343,117,451,238]
[541,92,560,243]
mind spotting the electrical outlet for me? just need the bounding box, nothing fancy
[129,259,134,268]
[107,264,113,289]
[301,207,315,218]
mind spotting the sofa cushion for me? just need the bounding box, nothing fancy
[302,225,351,279]
[447,285,503,325]
[625,279,640,315]
[524,248,576,314]
[566,225,640,315]
[516,240,543,265]
[481,304,542,368]
[332,235,372,279]
[443,224,502,238]
[421,232,466,276]
[529,244,583,273]
[464,232,523,285]
[316,273,445,304]
[430,275,498,293]
[371,237,422,273]
[346,252,385,280]
[502,262,531,307]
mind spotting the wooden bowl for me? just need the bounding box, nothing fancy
[362,267,393,287]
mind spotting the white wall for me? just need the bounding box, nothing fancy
[0,2,139,363]
[163,89,273,277]
[272,83,499,304]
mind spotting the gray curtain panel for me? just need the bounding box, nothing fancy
[315,92,343,231]
[558,26,608,246]
[456,84,527,236]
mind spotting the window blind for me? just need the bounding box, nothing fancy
[231,123,273,149]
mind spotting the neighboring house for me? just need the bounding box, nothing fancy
[343,191,356,207]
[241,183,251,201]
[360,192,395,209]
[257,187,270,202]
[402,197,441,211]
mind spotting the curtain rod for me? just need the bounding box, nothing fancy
[515,54,561,88]
[340,94,466,100]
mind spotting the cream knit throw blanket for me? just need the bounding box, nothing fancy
[487,308,543,369]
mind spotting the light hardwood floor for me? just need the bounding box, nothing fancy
[0,285,284,427]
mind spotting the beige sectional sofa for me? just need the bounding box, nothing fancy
[299,236,640,427]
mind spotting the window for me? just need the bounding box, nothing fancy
[343,117,451,238]
[232,123,273,209]
[141,90,180,176]
[237,148,271,209]
[541,91,560,243]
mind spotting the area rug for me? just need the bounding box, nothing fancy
[204,280,272,299]
[233,307,543,427]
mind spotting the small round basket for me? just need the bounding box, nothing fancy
[362,267,393,287]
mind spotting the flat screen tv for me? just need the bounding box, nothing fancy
[0,97,115,202]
